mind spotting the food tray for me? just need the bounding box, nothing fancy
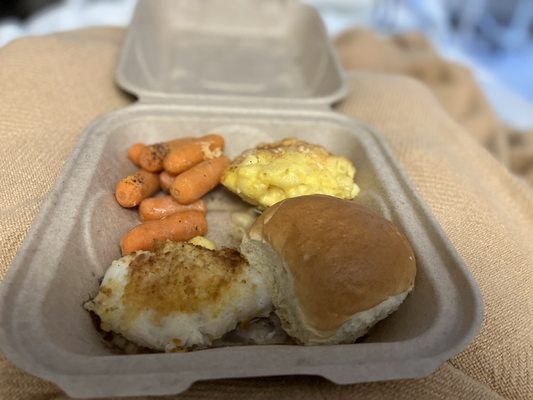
[0,0,483,398]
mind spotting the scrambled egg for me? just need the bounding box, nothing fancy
[221,138,360,209]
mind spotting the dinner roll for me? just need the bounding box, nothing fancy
[240,195,416,345]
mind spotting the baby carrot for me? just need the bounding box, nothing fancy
[159,170,176,192]
[120,210,208,255]
[127,143,146,167]
[163,134,225,174]
[115,169,160,208]
[139,137,195,172]
[139,197,206,221]
[170,156,230,204]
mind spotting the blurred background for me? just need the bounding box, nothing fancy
[0,0,532,130]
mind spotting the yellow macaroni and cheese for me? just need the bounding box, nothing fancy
[221,138,359,209]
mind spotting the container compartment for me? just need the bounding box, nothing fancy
[0,104,482,397]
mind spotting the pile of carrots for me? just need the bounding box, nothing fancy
[115,134,230,256]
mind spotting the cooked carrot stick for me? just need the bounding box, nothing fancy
[139,197,206,221]
[163,134,225,174]
[115,170,160,208]
[170,156,230,204]
[120,211,208,255]
[127,143,146,167]
[138,137,195,172]
[159,170,176,192]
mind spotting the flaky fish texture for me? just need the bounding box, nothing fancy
[85,241,271,352]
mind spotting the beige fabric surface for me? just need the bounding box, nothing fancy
[336,29,533,186]
[0,27,532,400]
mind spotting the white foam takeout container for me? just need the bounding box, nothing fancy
[0,0,483,397]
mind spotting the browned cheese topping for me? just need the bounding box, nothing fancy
[230,138,330,166]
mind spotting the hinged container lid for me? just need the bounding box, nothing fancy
[116,0,348,106]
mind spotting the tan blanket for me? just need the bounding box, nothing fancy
[336,29,533,186]
[0,27,532,400]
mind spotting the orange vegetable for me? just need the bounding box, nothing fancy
[127,143,146,167]
[170,156,230,204]
[138,137,195,172]
[163,134,225,174]
[159,170,176,192]
[139,197,206,221]
[120,211,208,255]
[115,170,160,208]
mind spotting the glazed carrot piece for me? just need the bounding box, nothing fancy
[115,170,160,208]
[139,197,206,221]
[138,137,195,172]
[163,134,225,174]
[127,143,146,167]
[120,211,208,255]
[170,156,230,204]
[159,170,176,192]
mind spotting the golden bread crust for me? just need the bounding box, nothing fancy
[249,195,416,333]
